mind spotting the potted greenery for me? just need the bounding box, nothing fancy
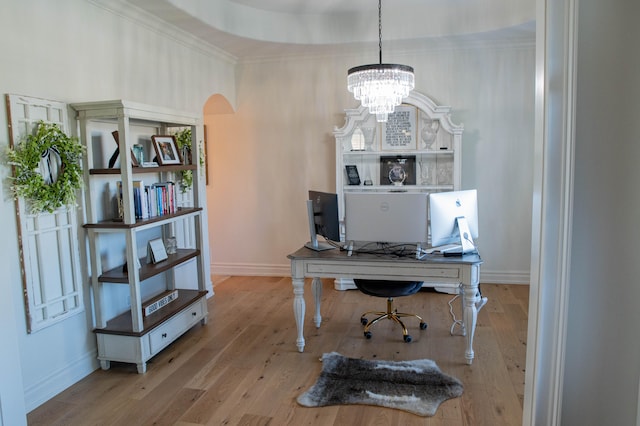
[6,121,84,213]
[173,128,193,192]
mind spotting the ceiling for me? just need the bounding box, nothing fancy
[124,0,536,60]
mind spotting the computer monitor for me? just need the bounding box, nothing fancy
[344,192,428,256]
[429,189,479,254]
[305,190,340,251]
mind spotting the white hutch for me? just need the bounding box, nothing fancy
[333,91,465,290]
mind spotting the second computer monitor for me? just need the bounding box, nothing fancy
[345,192,428,245]
[429,189,479,251]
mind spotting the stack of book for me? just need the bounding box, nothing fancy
[117,181,177,220]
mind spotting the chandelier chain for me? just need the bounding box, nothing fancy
[378,0,382,64]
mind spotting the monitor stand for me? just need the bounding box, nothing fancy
[456,216,476,254]
[305,239,334,251]
[440,217,476,256]
[304,200,334,251]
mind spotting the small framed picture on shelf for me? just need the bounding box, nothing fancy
[147,238,168,264]
[108,130,139,168]
[379,155,416,186]
[345,165,361,185]
[151,135,183,165]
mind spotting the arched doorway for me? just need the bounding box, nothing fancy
[202,93,235,284]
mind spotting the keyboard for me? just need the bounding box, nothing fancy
[425,244,463,254]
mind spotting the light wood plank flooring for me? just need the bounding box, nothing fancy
[28,276,528,425]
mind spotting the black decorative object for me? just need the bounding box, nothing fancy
[379,155,416,185]
[345,165,361,185]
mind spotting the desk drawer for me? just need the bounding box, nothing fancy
[306,263,461,280]
[149,298,205,354]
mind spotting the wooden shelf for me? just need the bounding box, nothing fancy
[83,207,202,229]
[94,289,207,336]
[343,149,455,156]
[342,184,455,192]
[99,249,200,283]
[89,164,197,175]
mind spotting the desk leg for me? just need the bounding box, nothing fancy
[312,277,322,328]
[293,277,306,352]
[462,286,478,364]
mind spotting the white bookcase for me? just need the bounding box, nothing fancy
[72,100,209,373]
[333,92,464,290]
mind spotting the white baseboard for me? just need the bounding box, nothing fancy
[25,350,99,412]
[477,269,530,284]
[211,262,530,285]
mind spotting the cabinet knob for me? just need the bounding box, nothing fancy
[191,311,197,316]
[162,333,167,338]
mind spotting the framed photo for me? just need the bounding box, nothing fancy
[345,165,361,185]
[379,155,416,186]
[109,130,139,168]
[381,105,417,151]
[147,238,168,264]
[151,135,183,165]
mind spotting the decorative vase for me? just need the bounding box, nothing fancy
[421,119,440,150]
[361,127,376,151]
[182,146,192,165]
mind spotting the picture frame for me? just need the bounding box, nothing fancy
[381,105,417,151]
[345,165,361,185]
[151,135,183,165]
[108,131,139,168]
[379,155,416,186]
[147,238,168,264]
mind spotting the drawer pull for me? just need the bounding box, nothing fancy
[192,311,197,316]
[162,333,167,338]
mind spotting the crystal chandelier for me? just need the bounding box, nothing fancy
[347,0,414,122]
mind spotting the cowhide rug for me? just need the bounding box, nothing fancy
[297,352,463,417]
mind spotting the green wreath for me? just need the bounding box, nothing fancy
[6,121,84,213]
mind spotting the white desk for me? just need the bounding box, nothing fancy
[287,246,484,364]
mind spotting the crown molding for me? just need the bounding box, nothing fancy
[86,0,238,64]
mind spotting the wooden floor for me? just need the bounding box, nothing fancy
[28,277,528,426]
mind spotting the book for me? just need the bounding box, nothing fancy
[115,180,177,220]
[132,181,149,219]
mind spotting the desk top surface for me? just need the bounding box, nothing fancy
[288,246,483,266]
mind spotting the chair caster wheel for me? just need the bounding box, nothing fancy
[364,331,372,339]
[404,335,412,343]
[360,317,368,326]
[420,322,427,330]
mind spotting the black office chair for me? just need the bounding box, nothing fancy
[354,279,428,343]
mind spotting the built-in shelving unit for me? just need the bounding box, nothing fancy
[72,100,209,373]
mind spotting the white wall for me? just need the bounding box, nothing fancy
[207,39,535,283]
[562,0,640,424]
[525,1,640,424]
[0,0,235,418]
